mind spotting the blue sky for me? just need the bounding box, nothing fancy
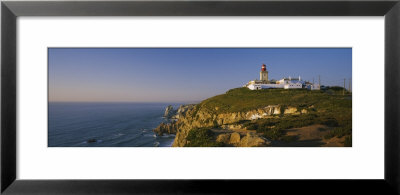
[49,48,352,102]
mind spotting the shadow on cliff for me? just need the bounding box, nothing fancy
[271,139,326,147]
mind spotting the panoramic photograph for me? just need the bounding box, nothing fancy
[48,48,352,147]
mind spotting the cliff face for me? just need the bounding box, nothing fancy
[154,104,303,147]
[153,104,195,136]
[163,105,177,118]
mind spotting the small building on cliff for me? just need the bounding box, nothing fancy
[307,84,321,90]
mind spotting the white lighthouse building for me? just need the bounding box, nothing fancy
[246,64,315,90]
[260,64,268,81]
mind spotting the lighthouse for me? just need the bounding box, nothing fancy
[260,64,268,82]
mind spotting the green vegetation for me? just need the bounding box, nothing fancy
[242,114,317,140]
[185,87,351,144]
[323,86,352,96]
[197,87,351,115]
[241,112,351,141]
[344,135,352,147]
[185,128,223,147]
[324,123,352,139]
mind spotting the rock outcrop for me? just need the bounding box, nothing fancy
[172,104,196,119]
[229,132,241,145]
[216,133,231,143]
[163,105,176,118]
[215,132,271,147]
[153,122,179,136]
[238,132,271,147]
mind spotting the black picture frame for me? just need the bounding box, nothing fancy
[1,0,399,194]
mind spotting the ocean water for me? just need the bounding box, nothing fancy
[48,102,181,147]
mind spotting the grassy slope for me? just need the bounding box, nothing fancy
[198,87,351,115]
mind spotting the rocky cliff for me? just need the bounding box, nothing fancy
[154,103,303,147]
[163,105,177,118]
[154,104,195,136]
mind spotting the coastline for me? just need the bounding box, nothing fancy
[49,102,178,147]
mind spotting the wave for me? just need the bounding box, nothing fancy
[114,133,124,137]
[161,134,176,138]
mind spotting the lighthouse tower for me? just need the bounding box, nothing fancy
[260,64,268,82]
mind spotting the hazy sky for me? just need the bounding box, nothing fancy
[49,48,352,103]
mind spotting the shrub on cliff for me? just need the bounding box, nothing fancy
[185,128,223,147]
[324,123,352,139]
[263,129,283,140]
[344,135,352,147]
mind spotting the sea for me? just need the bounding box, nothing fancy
[48,102,182,147]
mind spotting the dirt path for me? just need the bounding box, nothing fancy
[211,125,345,147]
[210,128,257,136]
[272,124,345,147]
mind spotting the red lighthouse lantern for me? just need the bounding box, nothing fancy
[261,64,266,72]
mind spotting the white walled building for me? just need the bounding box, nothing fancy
[284,82,303,89]
[247,83,284,90]
[307,84,321,90]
